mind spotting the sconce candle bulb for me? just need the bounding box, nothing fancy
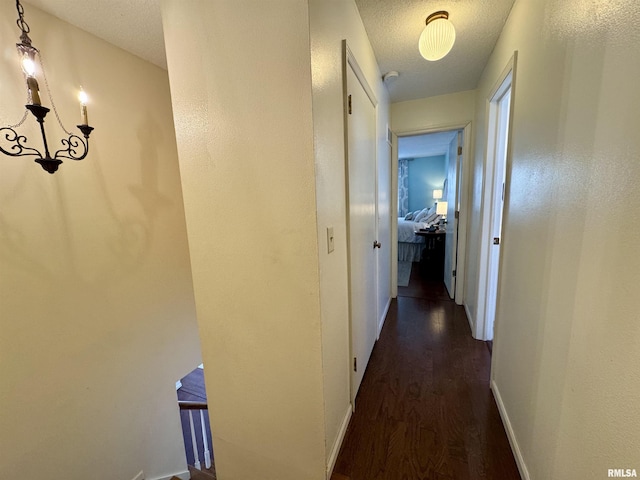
[0,0,95,173]
[20,53,41,105]
[21,55,35,76]
[78,88,89,125]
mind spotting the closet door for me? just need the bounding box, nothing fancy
[345,53,378,405]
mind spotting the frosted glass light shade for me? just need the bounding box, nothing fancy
[432,189,443,200]
[436,201,448,216]
[419,11,456,61]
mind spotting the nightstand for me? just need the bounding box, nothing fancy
[414,230,445,280]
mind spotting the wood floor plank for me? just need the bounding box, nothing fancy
[332,274,520,480]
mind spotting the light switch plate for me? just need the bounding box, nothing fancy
[327,227,335,253]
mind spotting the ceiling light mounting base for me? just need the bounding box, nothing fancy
[426,11,449,25]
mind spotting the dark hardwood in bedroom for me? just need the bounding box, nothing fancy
[331,273,520,480]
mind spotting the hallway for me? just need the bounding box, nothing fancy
[332,268,521,479]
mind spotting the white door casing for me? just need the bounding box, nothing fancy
[390,131,399,299]
[344,46,378,406]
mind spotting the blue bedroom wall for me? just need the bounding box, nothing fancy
[407,155,446,212]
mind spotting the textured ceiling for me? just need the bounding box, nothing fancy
[355,0,516,102]
[22,0,515,103]
[24,0,167,69]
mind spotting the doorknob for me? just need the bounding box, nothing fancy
[493,237,500,245]
[373,241,382,249]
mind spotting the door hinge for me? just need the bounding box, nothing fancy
[458,146,462,155]
[348,94,352,114]
[453,269,457,277]
[493,237,500,245]
[454,210,460,219]
[353,357,357,372]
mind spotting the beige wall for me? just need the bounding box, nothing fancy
[161,1,328,479]
[391,90,476,134]
[472,0,640,478]
[0,4,201,480]
[162,1,390,477]
[309,0,391,471]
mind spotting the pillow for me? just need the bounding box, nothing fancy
[404,212,414,220]
[424,212,440,225]
[414,208,431,223]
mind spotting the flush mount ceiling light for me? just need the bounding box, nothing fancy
[0,0,94,173]
[419,11,456,61]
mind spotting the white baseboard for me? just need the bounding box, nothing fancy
[464,302,475,336]
[151,471,189,480]
[491,380,530,480]
[326,404,352,480]
[131,471,145,480]
[378,297,391,339]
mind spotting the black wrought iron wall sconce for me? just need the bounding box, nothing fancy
[0,0,95,174]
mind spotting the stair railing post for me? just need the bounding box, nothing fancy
[200,410,212,469]
[188,410,201,470]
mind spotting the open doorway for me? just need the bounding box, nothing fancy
[395,129,465,299]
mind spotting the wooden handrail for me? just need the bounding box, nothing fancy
[178,401,208,410]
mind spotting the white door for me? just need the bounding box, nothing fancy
[484,84,511,340]
[346,62,378,403]
[443,131,462,298]
[474,55,517,341]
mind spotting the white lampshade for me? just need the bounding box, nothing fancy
[436,201,448,216]
[419,11,456,61]
[432,189,443,200]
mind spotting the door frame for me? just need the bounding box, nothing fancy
[391,122,472,307]
[475,52,518,341]
[343,41,379,407]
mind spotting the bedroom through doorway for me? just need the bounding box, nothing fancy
[396,130,463,297]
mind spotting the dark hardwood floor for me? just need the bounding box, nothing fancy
[178,367,208,403]
[332,264,520,480]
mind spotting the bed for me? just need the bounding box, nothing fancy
[398,207,441,262]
